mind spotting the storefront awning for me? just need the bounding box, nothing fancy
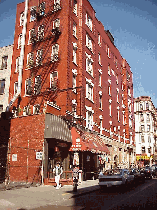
[44,113,72,143]
[70,127,110,154]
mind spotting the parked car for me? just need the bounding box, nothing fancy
[98,169,134,189]
[129,168,141,185]
[143,166,152,179]
[150,165,157,178]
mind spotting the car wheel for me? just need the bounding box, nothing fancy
[150,176,152,179]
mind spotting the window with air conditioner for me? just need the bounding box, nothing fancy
[36,49,43,66]
[51,44,59,62]
[38,25,44,41]
[18,34,22,49]
[73,0,77,15]
[14,82,18,95]
[30,7,36,22]
[1,56,8,69]
[25,78,32,96]
[27,52,34,68]
[50,71,58,89]
[54,0,61,12]
[86,13,92,31]
[0,79,5,95]
[20,12,24,26]
[34,75,41,95]
[38,2,45,16]
[86,34,93,51]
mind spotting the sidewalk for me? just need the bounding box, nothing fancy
[0,179,100,210]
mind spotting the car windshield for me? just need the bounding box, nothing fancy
[104,169,122,175]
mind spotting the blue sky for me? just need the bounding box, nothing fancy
[0,0,157,107]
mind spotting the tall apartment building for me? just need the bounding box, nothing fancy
[134,96,157,167]
[6,0,135,183]
[0,45,13,115]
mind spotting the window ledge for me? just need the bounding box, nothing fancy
[73,35,78,40]
[99,108,103,111]
[72,61,78,66]
[85,97,94,104]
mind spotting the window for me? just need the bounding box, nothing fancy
[27,52,34,68]
[146,102,149,110]
[109,104,112,117]
[18,34,22,49]
[116,75,118,84]
[50,71,58,89]
[108,65,111,76]
[16,57,20,73]
[140,113,144,122]
[20,12,24,26]
[148,136,151,143]
[1,56,8,69]
[30,7,36,22]
[141,136,145,143]
[14,82,18,94]
[115,56,118,67]
[141,125,144,132]
[127,71,130,81]
[147,125,150,132]
[108,85,111,96]
[99,94,102,109]
[86,111,93,130]
[99,74,102,87]
[72,74,77,93]
[140,103,143,111]
[86,83,93,101]
[100,119,103,134]
[29,29,37,44]
[36,49,43,66]
[34,75,41,95]
[86,13,92,31]
[148,147,151,154]
[33,104,40,114]
[0,79,5,94]
[53,18,60,29]
[107,46,110,58]
[73,0,77,15]
[51,44,59,62]
[142,146,145,154]
[117,93,119,103]
[25,78,32,95]
[23,105,31,116]
[98,33,101,46]
[86,34,93,51]
[54,0,61,12]
[98,53,101,65]
[128,87,131,97]
[86,53,93,76]
[147,114,150,122]
[129,118,132,128]
[38,2,45,16]
[38,25,44,41]
[123,113,125,125]
[73,43,77,64]
[73,22,77,37]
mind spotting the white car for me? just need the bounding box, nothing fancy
[99,169,134,188]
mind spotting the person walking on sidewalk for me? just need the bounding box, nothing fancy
[53,162,63,189]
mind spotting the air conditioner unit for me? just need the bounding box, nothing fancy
[51,54,58,62]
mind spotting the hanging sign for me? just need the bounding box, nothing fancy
[12,154,17,161]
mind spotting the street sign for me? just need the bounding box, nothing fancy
[36,152,43,160]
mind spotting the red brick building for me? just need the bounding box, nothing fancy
[7,0,135,184]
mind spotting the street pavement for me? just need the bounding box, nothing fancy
[0,180,100,210]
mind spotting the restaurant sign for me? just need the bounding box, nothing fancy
[136,155,153,161]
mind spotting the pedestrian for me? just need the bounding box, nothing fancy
[53,162,63,189]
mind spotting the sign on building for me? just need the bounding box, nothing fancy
[36,152,43,160]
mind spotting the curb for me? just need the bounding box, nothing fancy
[71,185,100,198]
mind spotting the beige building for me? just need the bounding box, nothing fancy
[0,45,13,115]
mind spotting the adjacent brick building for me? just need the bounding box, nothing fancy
[7,0,135,183]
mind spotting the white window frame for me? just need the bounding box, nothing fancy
[51,44,59,62]
[50,71,58,88]
[27,52,34,68]
[108,64,111,76]
[25,78,32,96]
[73,22,77,37]
[99,94,102,109]
[98,53,101,65]
[30,7,36,22]
[33,104,40,114]
[98,33,101,46]
[15,57,20,73]
[34,75,41,95]
[86,13,92,31]
[73,0,77,15]
[109,104,112,117]
[86,110,93,130]
[99,74,102,87]
[20,12,24,26]
[86,53,93,76]
[53,18,60,29]
[38,25,44,41]
[73,43,77,64]
[18,34,22,49]
[72,74,77,93]
[86,34,93,51]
